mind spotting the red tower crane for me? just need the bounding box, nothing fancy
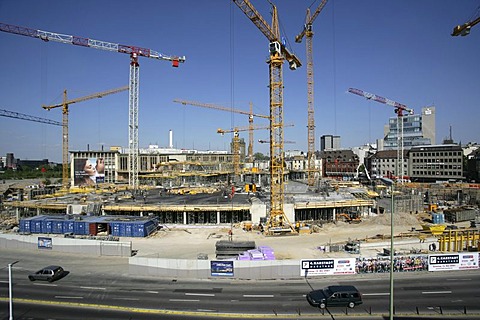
[348,88,413,183]
[0,22,185,191]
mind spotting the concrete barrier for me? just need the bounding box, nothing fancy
[0,233,132,257]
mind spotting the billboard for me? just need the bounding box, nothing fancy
[428,253,479,271]
[301,258,356,276]
[74,157,105,186]
[38,237,52,249]
[211,261,234,277]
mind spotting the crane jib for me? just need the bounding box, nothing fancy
[0,22,185,63]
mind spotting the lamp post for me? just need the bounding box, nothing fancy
[8,260,19,320]
[378,178,394,320]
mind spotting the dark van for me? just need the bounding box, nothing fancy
[306,285,362,309]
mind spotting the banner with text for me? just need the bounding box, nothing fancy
[428,253,479,271]
[301,258,356,276]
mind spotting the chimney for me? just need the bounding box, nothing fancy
[169,129,173,149]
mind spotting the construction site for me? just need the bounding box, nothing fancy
[1,1,480,257]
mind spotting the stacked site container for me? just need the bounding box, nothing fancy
[19,215,157,237]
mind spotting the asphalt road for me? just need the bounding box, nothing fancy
[1,248,480,319]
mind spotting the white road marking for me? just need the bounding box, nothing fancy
[55,296,84,299]
[33,283,57,287]
[362,292,390,296]
[113,297,140,301]
[80,286,106,290]
[185,292,215,297]
[170,299,200,302]
[146,290,159,294]
[197,309,216,312]
[243,294,274,298]
[422,291,452,294]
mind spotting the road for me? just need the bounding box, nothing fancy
[1,248,480,319]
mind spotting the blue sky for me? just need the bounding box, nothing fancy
[1,0,479,163]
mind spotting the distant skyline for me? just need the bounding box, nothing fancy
[1,1,479,163]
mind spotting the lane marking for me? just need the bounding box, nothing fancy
[33,283,57,287]
[80,286,106,290]
[55,296,84,299]
[243,294,274,298]
[113,297,140,301]
[422,291,452,294]
[185,292,215,297]
[169,299,200,302]
[362,292,389,296]
[146,290,159,294]
[197,309,216,312]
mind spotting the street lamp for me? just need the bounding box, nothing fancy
[8,260,19,320]
[378,177,394,320]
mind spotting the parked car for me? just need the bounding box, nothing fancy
[306,285,362,309]
[28,265,66,282]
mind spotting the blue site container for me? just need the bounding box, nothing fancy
[31,219,44,233]
[42,220,53,234]
[63,221,74,234]
[19,219,31,233]
[432,212,445,224]
[132,222,145,237]
[73,221,89,235]
[110,222,124,237]
[51,221,64,234]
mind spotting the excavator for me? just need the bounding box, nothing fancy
[336,213,362,224]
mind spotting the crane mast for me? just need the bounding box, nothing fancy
[43,86,129,189]
[295,0,328,187]
[173,99,269,163]
[233,0,301,234]
[0,22,185,192]
[347,88,413,183]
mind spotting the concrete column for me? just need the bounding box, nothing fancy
[217,211,220,224]
[183,211,187,225]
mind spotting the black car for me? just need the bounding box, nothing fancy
[28,265,66,282]
[307,285,362,309]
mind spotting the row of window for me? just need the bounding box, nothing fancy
[412,151,462,157]
[412,158,461,163]
[412,171,462,176]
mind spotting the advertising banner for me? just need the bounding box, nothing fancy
[301,258,356,276]
[211,261,234,277]
[38,237,52,249]
[74,157,105,186]
[428,253,479,271]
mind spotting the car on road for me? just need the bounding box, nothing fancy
[28,265,66,282]
[306,285,362,309]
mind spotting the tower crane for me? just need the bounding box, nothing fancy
[232,0,301,234]
[42,86,129,189]
[0,22,185,192]
[217,122,294,189]
[347,88,414,183]
[173,99,269,162]
[295,0,328,187]
[1,108,62,126]
[451,5,480,36]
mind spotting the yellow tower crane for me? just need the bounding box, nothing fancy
[173,99,269,162]
[217,123,294,190]
[295,0,328,187]
[42,86,129,189]
[232,0,301,235]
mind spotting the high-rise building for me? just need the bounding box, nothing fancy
[320,135,341,151]
[383,106,435,150]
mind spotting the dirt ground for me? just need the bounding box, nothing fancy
[129,212,427,259]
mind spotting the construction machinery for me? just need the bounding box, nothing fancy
[348,88,414,183]
[0,108,62,127]
[336,213,361,224]
[42,86,128,189]
[173,99,269,162]
[0,22,185,192]
[451,5,480,36]
[295,0,328,187]
[232,0,301,234]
